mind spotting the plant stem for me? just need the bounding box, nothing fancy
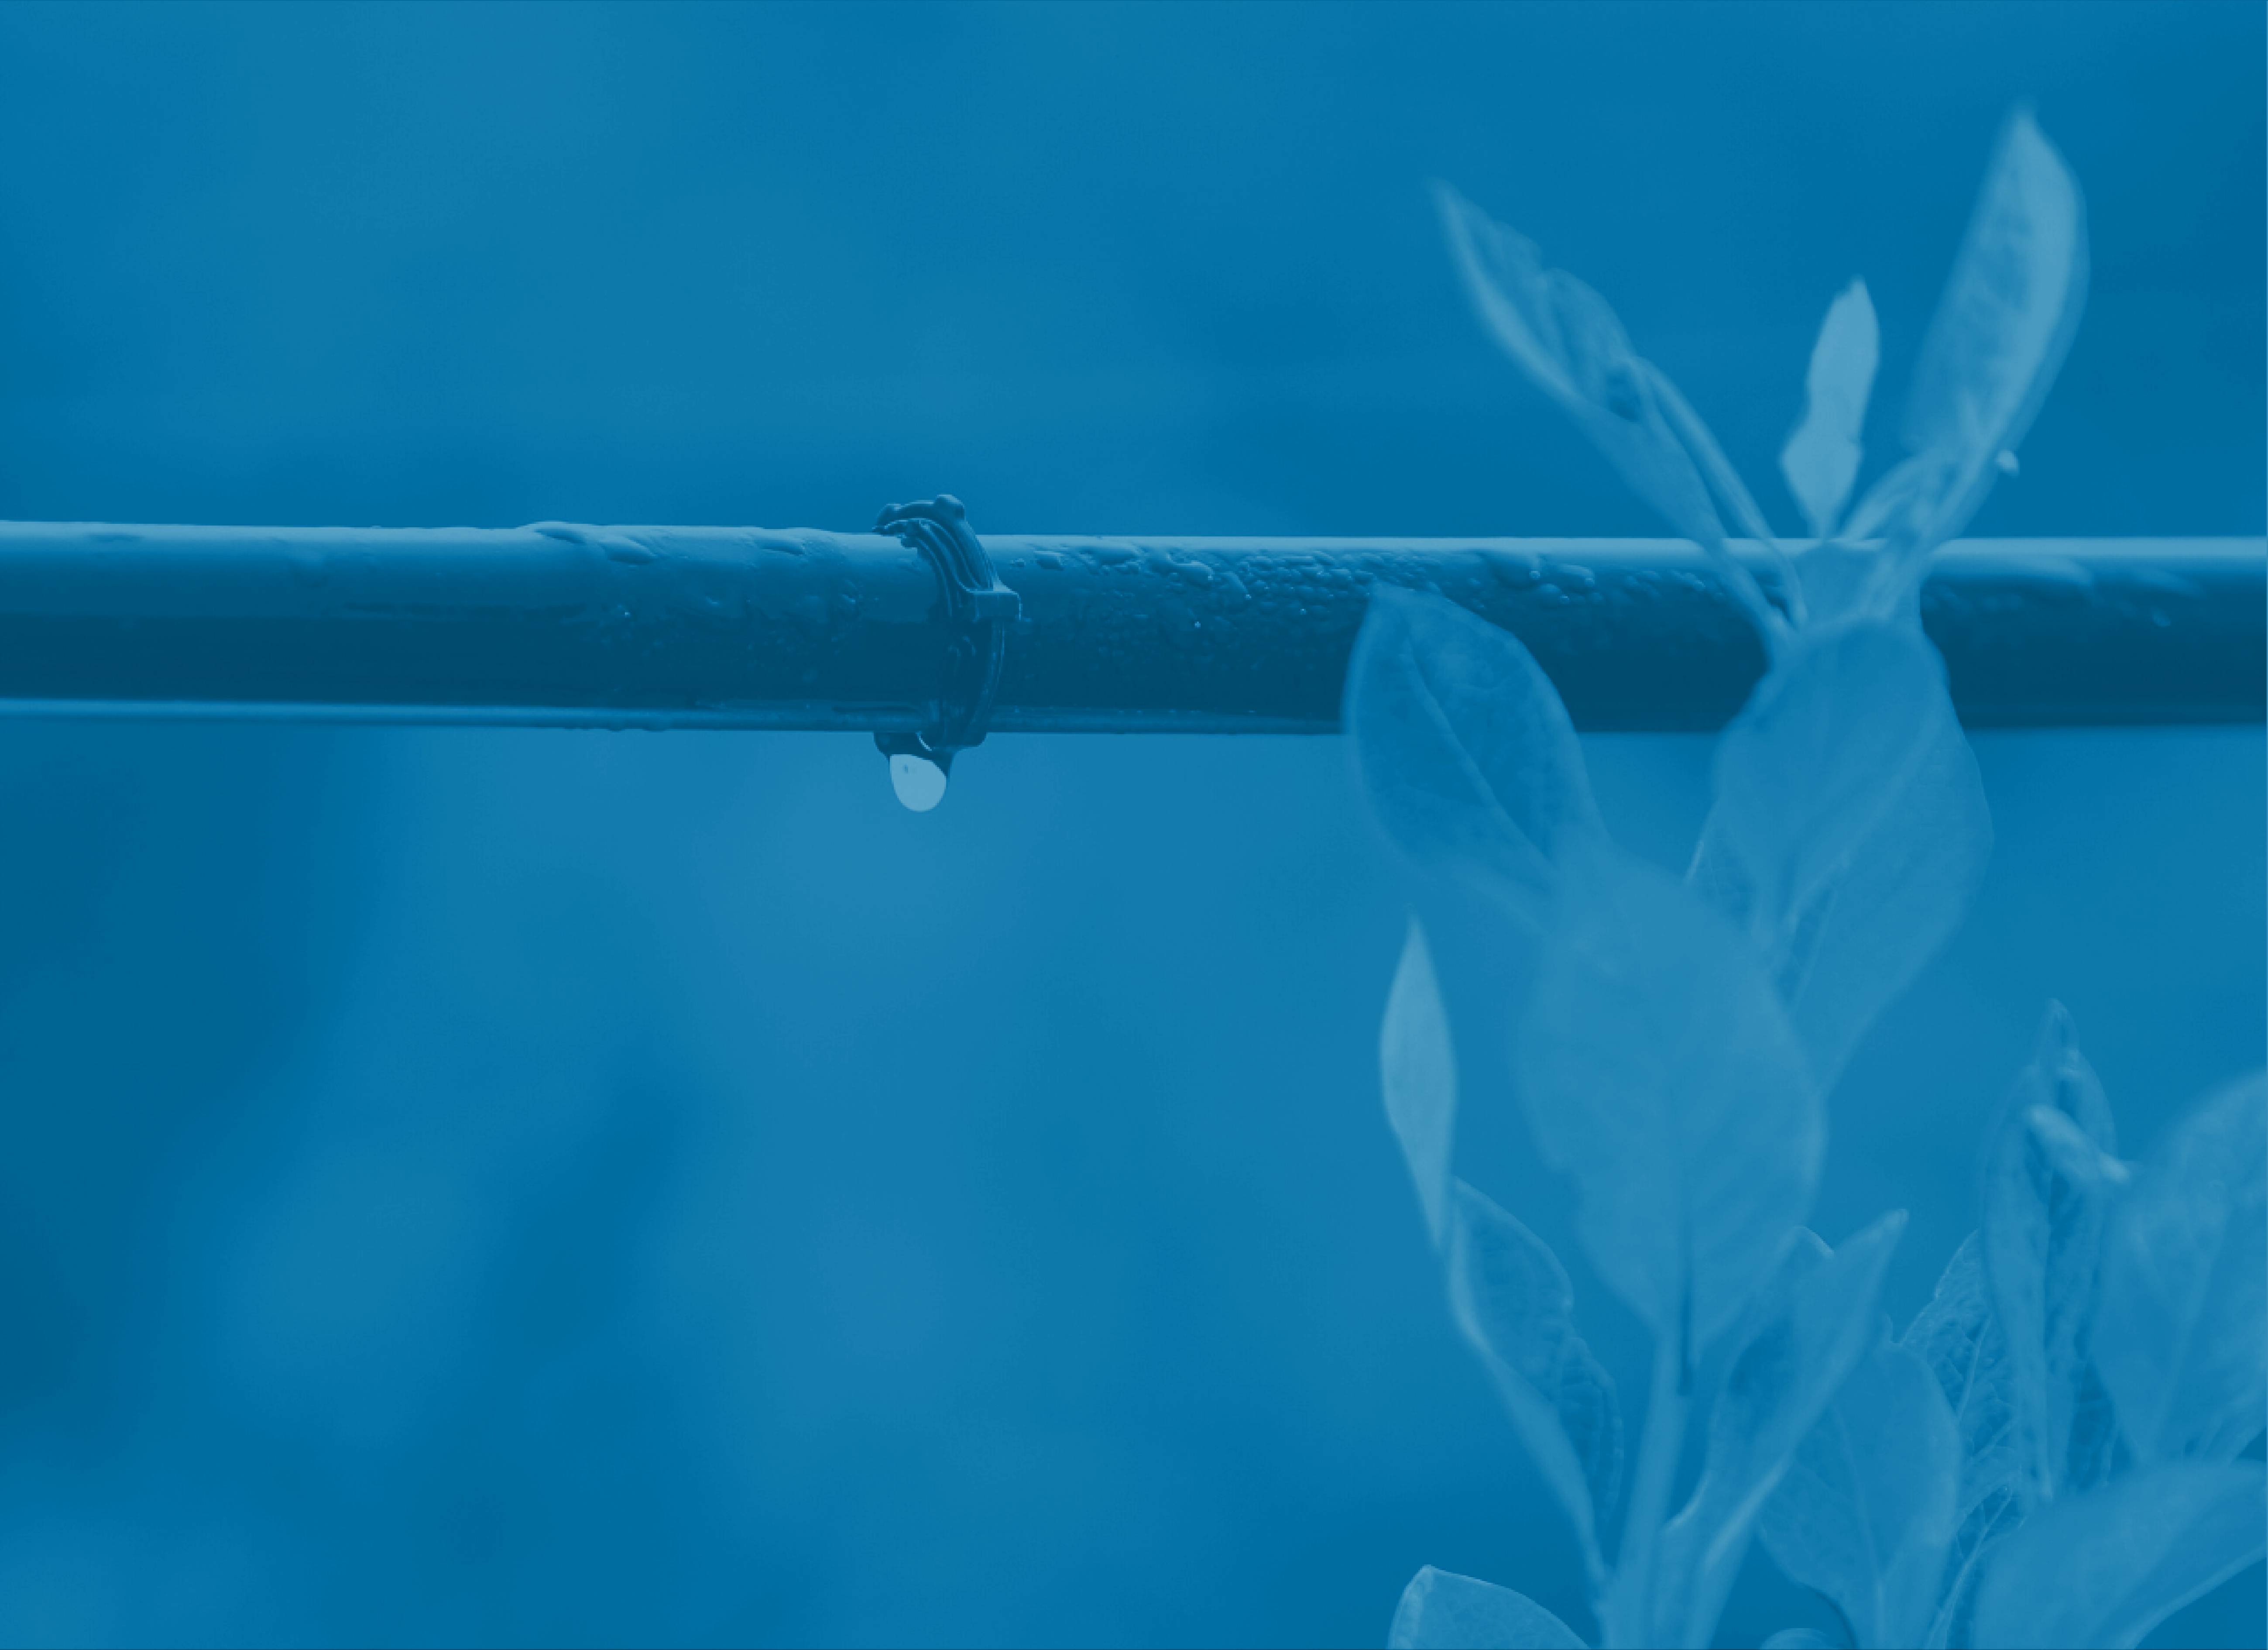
[1606,1339,1691,1647]
[1643,362,1806,639]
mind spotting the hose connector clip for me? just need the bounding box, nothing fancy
[872,495,1019,810]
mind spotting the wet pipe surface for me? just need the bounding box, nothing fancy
[0,523,2251,732]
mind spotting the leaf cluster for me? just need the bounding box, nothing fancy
[1359,109,2265,1650]
[1862,1026,2268,1650]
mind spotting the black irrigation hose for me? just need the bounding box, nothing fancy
[0,518,2254,735]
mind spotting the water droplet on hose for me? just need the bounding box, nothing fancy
[890,752,947,812]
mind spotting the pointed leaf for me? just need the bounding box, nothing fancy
[1982,1007,2121,1506]
[1447,1179,1622,1570]
[1758,1338,1959,1648]
[1724,1226,1833,1366]
[1513,857,1822,1364]
[1347,587,1609,930]
[1904,1235,2021,1528]
[1383,920,1458,1250]
[1649,1213,1906,1648]
[1781,281,1880,540]
[1848,108,2087,570]
[1900,109,2088,518]
[1689,621,1989,1095]
[1692,621,1947,956]
[1390,1567,1589,1650]
[1774,688,1991,1090]
[1969,1462,2267,1650]
[1901,1233,2024,1650]
[2096,1072,2268,1465]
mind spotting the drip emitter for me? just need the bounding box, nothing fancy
[869,496,1020,811]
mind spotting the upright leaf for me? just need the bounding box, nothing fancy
[1969,1463,2268,1650]
[1688,620,1988,1095]
[1446,1179,1623,1574]
[1904,1237,2021,1522]
[1758,1338,1959,1648]
[1647,1213,1906,1648]
[1722,1228,1832,1377]
[1513,857,1822,1367]
[1642,1216,1905,1650]
[1597,1232,1829,1647]
[1843,108,2088,583]
[1382,920,1458,1250]
[1390,1567,1590,1650]
[1981,1006,2121,1506]
[1898,109,2088,519]
[1781,281,1880,541]
[2095,1072,2268,1465]
[1901,1234,2024,1650]
[1347,587,1609,930]
[1774,690,1991,1091]
[1692,621,1947,959]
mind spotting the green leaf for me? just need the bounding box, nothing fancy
[1843,108,2087,583]
[1513,858,1822,1366]
[1647,1213,1905,1648]
[1346,587,1609,931]
[1981,1006,2121,1506]
[1694,621,1945,951]
[1969,1463,2267,1650]
[1390,1567,1590,1649]
[2095,1072,2268,1465]
[1382,919,1458,1251]
[1446,1179,1623,1576]
[1901,1233,2023,1648]
[1689,620,1985,1090]
[1758,1338,1959,1647]
[1781,280,1880,542]
[1773,689,1991,1091]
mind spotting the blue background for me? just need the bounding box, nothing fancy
[0,3,2258,1644]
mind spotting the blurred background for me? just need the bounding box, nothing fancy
[0,3,2258,1644]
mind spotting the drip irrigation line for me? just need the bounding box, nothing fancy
[0,513,2253,736]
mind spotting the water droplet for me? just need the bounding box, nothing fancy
[889,752,947,812]
[1996,449,2020,476]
